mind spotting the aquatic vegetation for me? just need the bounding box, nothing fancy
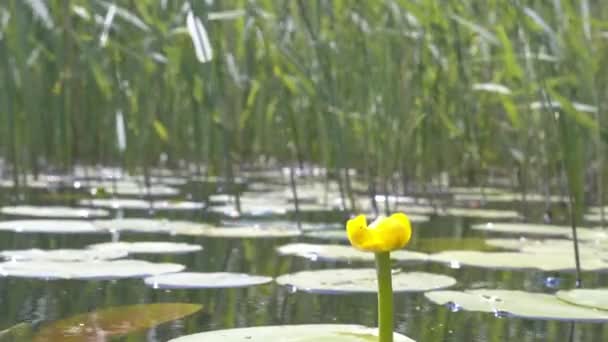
[346,214,411,253]
[425,289,608,322]
[0,206,109,218]
[277,243,428,264]
[0,260,184,280]
[33,303,202,342]
[168,324,415,342]
[0,220,105,234]
[87,241,203,255]
[0,248,127,262]
[275,269,456,294]
[145,272,273,289]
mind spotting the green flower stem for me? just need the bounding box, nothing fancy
[375,251,393,342]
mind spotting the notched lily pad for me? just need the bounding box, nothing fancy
[93,218,172,233]
[0,220,105,234]
[88,242,202,255]
[174,225,301,238]
[276,243,428,263]
[556,289,608,311]
[443,208,521,219]
[428,250,608,271]
[0,206,109,218]
[0,249,127,262]
[144,272,273,289]
[425,289,608,322]
[80,198,204,211]
[276,269,455,294]
[472,222,605,240]
[0,260,184,280]
[33,303,202,342]
[168,324,415,342]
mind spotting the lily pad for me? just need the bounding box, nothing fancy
[276,243,428,263]
[0,205,109,218]
[88,242,202,254]
[208,204,288,217]
[168,324,415,342]
[33,303,202,342]
[0,220,106,234]
[144,272,273,289]
[428,250,608,271]
[276,269,455,294]
[425,289,608,322]
[0,249,127,262]
[0,323,33,341]
[93,218,172,233]
[0,260,184,280]
[85,181,180,197]
[413,237,497,253]
[454,193,567,203]
[174,225,301,238]
[443,208,521,219]
[472,222,605,240]
[556,289,608,311]
[304,229,349,242]
[79,198,204,211]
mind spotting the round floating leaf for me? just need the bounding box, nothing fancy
[443,208,521,219]
[0,220,106,234]
[425,289,608,322]
[277,243,428,263]
[472,222,605,240]
[88,242,202,254]
[454,193,566,203]
[33,303,202,342]
[174,225,300,238]
[168,324,415,342]
[93,218,172,233]
[276,269,455,294]
[304,229,349,242]
[448,187,506,195]
[0,260,184,280]
[413,237,497,253]
[145,272,273,289]
[0,248,127,262]
[556,289,608,311]
[0,205,109,218]
[80,198,204,211]
[208,204,288,217]
[428,250,608,271]
[86,181,179,197]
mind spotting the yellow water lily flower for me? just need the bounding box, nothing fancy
[346,213,412,252]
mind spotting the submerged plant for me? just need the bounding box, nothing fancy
[346,213,412,342]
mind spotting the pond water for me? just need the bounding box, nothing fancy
[0,181,607,341]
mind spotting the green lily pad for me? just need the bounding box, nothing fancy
[0,322,33,341]
[33,303,201,342]
[304,229,350,242]
[428,250,608,271]
[276,243,428,263]
[0,260,184,280]
[443,208,521,219]
[85,181,179,197]
[0,248,127,262]
[87,242,202,254]
[556,289,608,311]
[79,198,204,211]
[174,225,301,238]
[0,206,109,218]
[276,269,455,294]
[472,222,606,240]
[413,237,497,253]
[168,324,415,341]
[145,272,273,289]
[93,218,172,233]
[425,289,608,322]
[454,193,567,203]
[0,220,106,234]
[448,187,507,195]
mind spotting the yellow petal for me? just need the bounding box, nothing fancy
[346,213,412,253]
